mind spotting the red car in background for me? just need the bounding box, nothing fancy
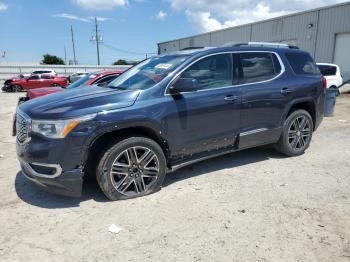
[2,74,68,92]
[26,69,124,99]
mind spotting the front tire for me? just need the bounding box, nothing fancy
[96,137,167,200]
[12,84,22,92]
[275,109,313,157]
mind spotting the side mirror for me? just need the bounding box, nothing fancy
[169,78,199,94]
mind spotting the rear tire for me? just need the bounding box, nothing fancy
[275,109,313,157]
[96,137,167,200]
[52,83,60,87]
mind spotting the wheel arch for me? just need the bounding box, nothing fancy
[83,125,170,178]
[12,83,23,90]
[283,99,316,130]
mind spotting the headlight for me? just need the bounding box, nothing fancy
[31,113,96,139]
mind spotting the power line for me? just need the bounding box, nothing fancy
[101,42,157,57]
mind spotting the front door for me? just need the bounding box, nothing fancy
[165,53,241,158]
[26,75,42,89]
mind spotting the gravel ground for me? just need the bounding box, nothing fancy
[0,91,349,262]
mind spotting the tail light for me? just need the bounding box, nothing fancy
[322,76,327,89]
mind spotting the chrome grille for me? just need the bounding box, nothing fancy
[16,111,31,144]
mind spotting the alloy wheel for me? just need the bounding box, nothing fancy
[287,115,312,150]
[13,85,21,92]
[110,146,160,197]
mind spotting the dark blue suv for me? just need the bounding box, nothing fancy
[16,43,325,200]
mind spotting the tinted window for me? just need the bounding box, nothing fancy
[285,52,320,75]
[41,74,53,79]
[28,75,39,80]
[94,74,118,85]
[318,65,337,76]
[181,54,233,90]
[239,52,281,84]
[33,70,51,74]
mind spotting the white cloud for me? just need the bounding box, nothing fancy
[0,2,8,11]
[88,16,114,22]
[73,0,128,10]
[154,10,167,20]
[54,13,114,23]
[53,13,90,22]
[167,0,346,32]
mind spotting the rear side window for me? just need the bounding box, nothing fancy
[285,52,320,75]
[318,65,337,76]
[239,52,282,84]
[41,74,53,79]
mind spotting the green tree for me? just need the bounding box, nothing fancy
[41,54,65,65]
[113,59,128,65]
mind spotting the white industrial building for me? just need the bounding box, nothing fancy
[158,2,350,79]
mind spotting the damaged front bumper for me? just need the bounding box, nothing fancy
[19,159,83,197]
[16,130,91,197]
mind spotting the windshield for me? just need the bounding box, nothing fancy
[67,73,97,89]
[107,55,189,90]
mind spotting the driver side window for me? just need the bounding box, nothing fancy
[28,75,40,80]
[181,54,234,90]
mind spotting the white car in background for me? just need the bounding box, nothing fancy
[317,63,343,93]
[31,69,57,77]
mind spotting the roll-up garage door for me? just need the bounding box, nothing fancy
[334,33,350,80]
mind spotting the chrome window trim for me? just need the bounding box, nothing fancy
[20,160,62,179]
[164,51,285,96]
[16,108,32,145]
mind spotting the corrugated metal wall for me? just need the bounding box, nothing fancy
[158,2,350,64]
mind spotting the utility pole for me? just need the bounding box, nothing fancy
[90,17,102,65]
[64,45,67,64]
[71,25,77,65]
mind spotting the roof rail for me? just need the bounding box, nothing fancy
[180,46,205,51]
[229,42,299,49]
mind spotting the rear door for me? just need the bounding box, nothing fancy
[165,53,242,158]
[238,51,288,149]
[41,74,55,87]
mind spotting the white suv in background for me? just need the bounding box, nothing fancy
[31,69,57,77]
[317,63,343,93]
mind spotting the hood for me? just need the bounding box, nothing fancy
[20,85,140,119]
[27,87,64,99]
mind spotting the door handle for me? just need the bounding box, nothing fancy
[224,95,239,102]
[280,88,294,95]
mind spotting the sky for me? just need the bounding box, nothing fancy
[0,0,347,65]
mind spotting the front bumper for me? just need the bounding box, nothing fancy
[2,84,12,92]
[19,159,83,197]
[16,132,91,197]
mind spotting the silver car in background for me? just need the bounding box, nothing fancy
[68,71,89,83]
